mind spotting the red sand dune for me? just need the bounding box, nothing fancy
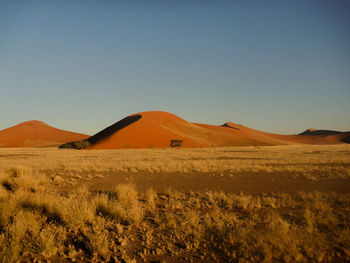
[217,122,350,145]
[64,111,349,150]
[89,111,212,149]
[0,120,89,148]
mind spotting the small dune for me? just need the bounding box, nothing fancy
[299,128,345,136]
[0,120,89,148]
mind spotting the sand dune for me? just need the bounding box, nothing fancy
[0,120,89,148]
[59,111,350,149]
[299,128,344,136]
[88,111,212,149]
[4,113,347,149]
[219,123,350,145]
[297,129,350,144]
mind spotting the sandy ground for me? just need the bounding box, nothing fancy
[1,144,349,195]
[85,171,350,195]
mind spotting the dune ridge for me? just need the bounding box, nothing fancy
[59,115,142,149]
[59,111,350,149]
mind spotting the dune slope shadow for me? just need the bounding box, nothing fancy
[59,114,142,149]
[341,133,350,144]
[222,123,240,130]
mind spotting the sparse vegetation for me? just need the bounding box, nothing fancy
[170,139,183,148]
[0,145,349,262]
[1,145,350,184]
[59,139,91,149]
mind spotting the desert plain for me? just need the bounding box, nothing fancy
[1,144,350,262]
[2,0,350,261]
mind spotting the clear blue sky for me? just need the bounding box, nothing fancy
[1,0,349,135]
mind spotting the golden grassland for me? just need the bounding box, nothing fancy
[1,144,350,182]
[0,145,350,262]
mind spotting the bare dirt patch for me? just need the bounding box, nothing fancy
[85,172,350,195]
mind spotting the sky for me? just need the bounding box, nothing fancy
[0,0,349,135]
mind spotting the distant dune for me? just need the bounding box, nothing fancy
[299,128,344,136]
[298,128,350,144]
[59,111,350,149]
[0,120,89,148]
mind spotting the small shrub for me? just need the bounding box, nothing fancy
[170,139,183,148]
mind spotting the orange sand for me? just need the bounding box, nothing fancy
[3,113,347,149]
[0,120,89,148]
[88,111,349,149]
[89,111,211,149]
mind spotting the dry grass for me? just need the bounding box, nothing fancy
[0,145,349,262]
[0,168,348,262]
[0,145,350,183]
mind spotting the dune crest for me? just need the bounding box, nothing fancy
[222,122,241,130]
